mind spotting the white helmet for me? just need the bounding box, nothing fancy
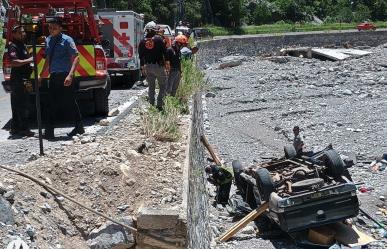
[145,21,157,31]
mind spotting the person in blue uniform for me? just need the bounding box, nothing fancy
[40,18,83,139]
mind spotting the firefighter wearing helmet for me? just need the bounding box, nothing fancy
[165,34,188,96]
[139,22,170,110]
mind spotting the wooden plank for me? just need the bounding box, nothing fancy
[218,202,269,242]
[332,223,375,247]
[200,135,222,165]
[311,48,351,61]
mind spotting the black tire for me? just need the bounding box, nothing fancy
[284,145,297,159]
[255,168,274,202]
[232,160,245,196]
[342,169,353,182]
[292,178,324,192]
[94,77,111,116]
[323,150,345,178]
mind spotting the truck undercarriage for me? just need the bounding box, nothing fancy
[233,146,360,233]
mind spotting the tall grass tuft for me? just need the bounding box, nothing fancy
[142,56,205,142]
[176,58,205,105]
[141,96,182,142]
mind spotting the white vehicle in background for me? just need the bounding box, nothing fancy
[98,10,144,87]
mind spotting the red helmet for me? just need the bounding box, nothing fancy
[175,34,188,45]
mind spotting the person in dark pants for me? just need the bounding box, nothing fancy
[139,22,169,110]
[8,25,34,137]
[40,18,83,139]
[205,164,234,205]
[165,35,187,96]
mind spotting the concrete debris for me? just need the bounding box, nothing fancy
[86,217,135,249]
[0,196,15,225]
[108,108,120,117]
[99,119,110,126]
[283,47,373,61]
[312,48,351,61]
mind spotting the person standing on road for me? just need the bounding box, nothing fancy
[293,126,304,156]
[205,164,234,205]
[165,35,187,96]
[40,18,84,139]
[8,25,34,137]
[139,23,169,110]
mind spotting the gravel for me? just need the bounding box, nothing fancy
[204,45,387,248]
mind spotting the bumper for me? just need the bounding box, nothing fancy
[2,76,108,93]
[78,76,108,91]
[108,68,139,75]
[268,185,359,232]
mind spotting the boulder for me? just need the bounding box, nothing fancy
[87,217,135,249]
[218,55,247,69]
[0,196,15,225]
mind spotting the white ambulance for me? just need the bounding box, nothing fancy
[98,10,144,86]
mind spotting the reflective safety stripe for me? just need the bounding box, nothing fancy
[30,45,96,78]
[75,45,96,77]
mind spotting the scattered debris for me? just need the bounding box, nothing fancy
[99,119,110,126]
[108,108,120,117]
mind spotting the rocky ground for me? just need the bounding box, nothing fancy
[0,97,189,248]
[203,45,387,248]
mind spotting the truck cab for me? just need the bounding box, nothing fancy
[2,0,111,116]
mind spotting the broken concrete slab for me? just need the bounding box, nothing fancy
[311,48,351,61]
[136,208,186,249]
[87,217,135,249]
[137,208,182,230]
[336,49,373,57]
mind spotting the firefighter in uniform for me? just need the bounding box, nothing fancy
[165,35,187,96]
[8,25,34,137]
[205,164,234,205]
[40,18,84,139]
[139,22,169,110]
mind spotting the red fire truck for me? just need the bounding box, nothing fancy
[2,0,111,116]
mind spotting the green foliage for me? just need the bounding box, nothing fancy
[207,21,387,36]
[142,96,182,142]
[102,0,387,29]
[141,57,204,142]
[176,58,205,105]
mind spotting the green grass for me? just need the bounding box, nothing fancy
[176,58,205,105]
[206,21,387,36]
[141,96,182,142]
[141,58,205,142]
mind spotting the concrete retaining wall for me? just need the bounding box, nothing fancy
[197,29,387,65]
[186,93,212,249]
